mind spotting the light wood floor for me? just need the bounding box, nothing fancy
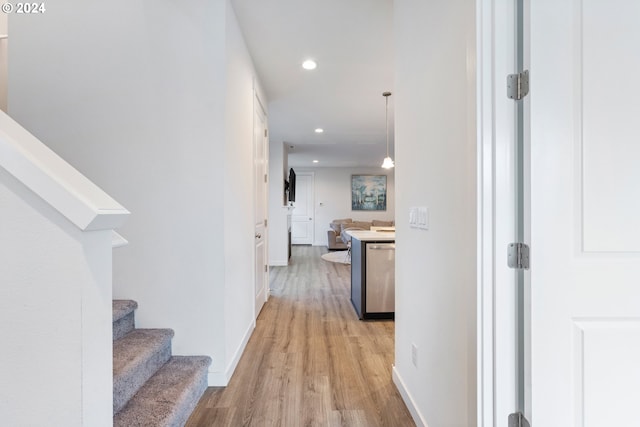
[185,245,415,427]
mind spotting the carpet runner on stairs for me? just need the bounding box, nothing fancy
[112,300,211,427]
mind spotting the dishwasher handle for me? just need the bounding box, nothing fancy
[368,244,396,250]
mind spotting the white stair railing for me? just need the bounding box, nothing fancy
[0,109,129,427]
[0,110,129,230]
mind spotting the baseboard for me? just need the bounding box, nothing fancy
[269,260,289,266]
[392,366,429,427]
[207,320,256,386]
[207,370,227,387]
[226,320,255,380]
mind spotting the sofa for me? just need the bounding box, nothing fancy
[327,218,395,250]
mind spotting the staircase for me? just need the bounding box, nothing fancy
[112,300,211,427]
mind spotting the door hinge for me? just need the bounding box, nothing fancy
[508,412,530,427]
[264,129,268,137]
[508,243,530,270]
[264,219,268,227]
[264,264,268,272]
[264,173,268,183]
[507,70,529,100]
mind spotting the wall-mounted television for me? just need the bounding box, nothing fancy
[288,168,296,203]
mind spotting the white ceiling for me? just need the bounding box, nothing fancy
[230,0,395,168]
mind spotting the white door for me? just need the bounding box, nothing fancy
[528,1,640,425]
[291,172,314,245]
[254,96,268,317]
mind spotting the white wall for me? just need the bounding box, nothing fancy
[0,167,113,426]
[223,3,265,380]
[294,167,395,246]
[0,12,6,112]
[8,0,261,386]
[268,141,291,265]
[393,1,477,426]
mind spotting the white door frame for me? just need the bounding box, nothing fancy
[477,0,522,424]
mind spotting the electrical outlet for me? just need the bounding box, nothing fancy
[411,343,418,367]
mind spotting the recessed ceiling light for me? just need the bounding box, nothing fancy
[313,160,319,163]
[302,59,317,70]
[315,128,324,133]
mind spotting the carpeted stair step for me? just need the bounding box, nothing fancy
[113,328,174,414]
[113,300,138,341]
[114,355,212,427]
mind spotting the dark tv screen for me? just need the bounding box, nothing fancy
[288,168,296,202]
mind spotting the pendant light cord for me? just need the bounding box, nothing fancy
[385,94,389,158]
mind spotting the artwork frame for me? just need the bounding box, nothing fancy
[351,175,387,211]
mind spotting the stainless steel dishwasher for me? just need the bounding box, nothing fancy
[365,243,395,314]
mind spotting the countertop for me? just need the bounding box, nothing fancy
[344,229,396,242]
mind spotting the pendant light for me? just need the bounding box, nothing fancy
[381,91,395,169]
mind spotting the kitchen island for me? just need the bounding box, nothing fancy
[344,229,395,320]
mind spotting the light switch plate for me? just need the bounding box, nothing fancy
[410,207,429,230]
[409,207,417,226]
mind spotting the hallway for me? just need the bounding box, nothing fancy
[186,246,414,426]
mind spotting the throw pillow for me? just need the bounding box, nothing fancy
[331,218,353,233]
[333,218,353,224]
[351,221,372,230]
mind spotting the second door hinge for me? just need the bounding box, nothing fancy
[264,264,268,272]
[264,219,268,227]
[508,412,530,427]
[507,243,530,270]
[264,129,268,137]
[507,70,529,100]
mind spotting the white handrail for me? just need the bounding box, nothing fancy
[0,110,129,230]
[112,231,129,248]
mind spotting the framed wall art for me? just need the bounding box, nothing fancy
[351,175,387,211]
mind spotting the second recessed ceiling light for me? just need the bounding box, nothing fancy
[302,59,317,70]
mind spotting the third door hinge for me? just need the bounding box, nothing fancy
[507,243,530,270]
[264,219,268,227]
[508,412,530,427]
[264,264,268,272]
[264,173,268,183]
[507,70,529,100]
[264,129,268,137]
